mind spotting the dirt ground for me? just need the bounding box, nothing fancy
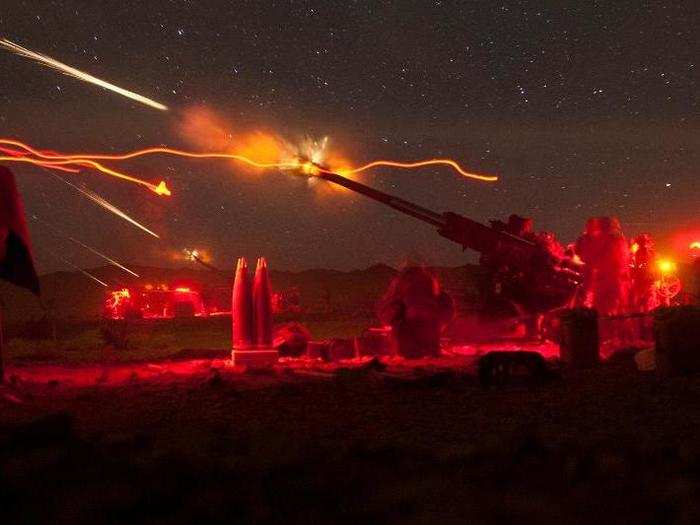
[2,354,700,524]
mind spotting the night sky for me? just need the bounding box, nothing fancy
[1,1,697,274]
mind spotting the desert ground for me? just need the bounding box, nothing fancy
[3,357,700,523]
[2,265,700,523]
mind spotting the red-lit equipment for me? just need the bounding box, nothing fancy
[104,284,206,319]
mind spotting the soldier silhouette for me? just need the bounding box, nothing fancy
[378,266,454,359]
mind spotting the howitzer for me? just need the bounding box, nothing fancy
[318,170,582,315]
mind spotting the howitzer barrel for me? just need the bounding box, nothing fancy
[317,167,581,313]
[319,170,534,253]
[319,172,445,227]
[438,212,535,252]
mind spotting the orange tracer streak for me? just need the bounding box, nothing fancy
[0,138,498,196]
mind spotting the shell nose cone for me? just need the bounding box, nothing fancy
[253,257,273,347]
[232,257,254,348]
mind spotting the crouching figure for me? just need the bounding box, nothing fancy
[378,266,454,359]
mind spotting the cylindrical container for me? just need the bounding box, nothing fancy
[232,257,254,348]
[559,307,599,367]
[253,257,273,347]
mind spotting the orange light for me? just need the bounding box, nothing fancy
[690,242,700,250]
[0,150,169,196]
[328,158,497,182]
[0,137,497,196]
[154,180,171,196]
[657,259,677,275]
[174,287,192,293]
[630,242,640,254]
[301,161,320,176]
[0,139,299,171]
[106,288,131,309]
[183,248,214,264]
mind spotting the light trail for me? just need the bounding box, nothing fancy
[0,152,170,195]
[33,215,140,277]
[39,247,109,288]
[0,146,81,173]
[0,38,168,111]
[0,138,496,184]
[45,171,160,238]
[328,159,498,182]
[0,139,300,171]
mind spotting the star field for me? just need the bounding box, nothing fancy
[0,1,697,273]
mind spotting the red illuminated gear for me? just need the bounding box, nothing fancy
[575,217,630,316]
[629,233,659,313]
[253,257,273,347]
[103,285,206,319]
[232,258,254,348]
[0,165,40,295]
[378,267,454,359]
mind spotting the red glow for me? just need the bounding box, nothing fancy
[104,288,133,319]
[104,284,206,319]
[4,343,561,388]
[669,229,700,259]
[653,258,682,305]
